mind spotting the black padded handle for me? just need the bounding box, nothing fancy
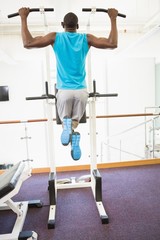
[26,94,55,100]
[82,8,126,18]
[26,82,55,101]
[89,93,118,98]
[8,8,54,18]
[89,80,118,98]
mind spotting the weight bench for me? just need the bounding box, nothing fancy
[0,161,41,240]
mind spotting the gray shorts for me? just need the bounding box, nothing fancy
[56,89,88,122]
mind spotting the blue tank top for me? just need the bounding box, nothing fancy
[53,32,89,90]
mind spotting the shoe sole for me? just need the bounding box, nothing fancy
[71,132,81,160]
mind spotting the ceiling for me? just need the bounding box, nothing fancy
[0,0,160,33]
[0,0,160,61]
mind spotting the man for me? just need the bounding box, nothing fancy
[18,7,118,160]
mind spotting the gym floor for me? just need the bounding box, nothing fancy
[0,164,160,240]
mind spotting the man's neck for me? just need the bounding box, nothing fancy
[65,27,77,33]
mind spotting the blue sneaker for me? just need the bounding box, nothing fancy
[61,118,72,146]
[71,132,81,160]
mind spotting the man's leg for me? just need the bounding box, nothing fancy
[56,89,88,160]
[72,89,88,125]
[56,90,73,121]
[56,90,73,145]
[71,89,88,160]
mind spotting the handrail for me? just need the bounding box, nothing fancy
[0,119,48,125]
[103,142,145,159]
[100,115,160,161]
[0,113,159,125]
[104,116,159,140]
[95,113,160,119]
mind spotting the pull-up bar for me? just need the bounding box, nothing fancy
[82,8,126,18]
[8,8,54,18]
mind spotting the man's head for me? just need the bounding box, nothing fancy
[61,12,79,31]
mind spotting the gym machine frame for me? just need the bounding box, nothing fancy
[26,80,118,228]
[8,7,126,19]
[7,6,125,229]
[24,6,121,229]
[8,8,54,18]
[82,8,126,18]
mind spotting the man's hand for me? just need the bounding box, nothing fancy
[18,7,30,19]
[107,8,118,20]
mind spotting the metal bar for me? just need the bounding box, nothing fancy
[95,113,160,118]
[8,8,54,18]
[0,119,48,124]
[28,118,48,123]
[82,8,126,18]
[26,94,55,100]
[89,93,118,98]
[0,113,159,125]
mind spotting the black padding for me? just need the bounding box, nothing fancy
[79,111,87,123]
[0,162,25,199]
[55,96,62,124]
[92,169,102,202]
[101,215,109,224]
[48,220,55,229]
[48,172,56,205]
[19,231,35,239]
[55,85,86,124]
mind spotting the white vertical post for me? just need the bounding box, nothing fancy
[86,10,98,198]
[40,8,56,173]
[89,97,97,171]
[87,13,96,168]
[45,100,56,173]
[41,9,57,228]
[40,7,56,172]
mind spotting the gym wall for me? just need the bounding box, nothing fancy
[0,32,158,168]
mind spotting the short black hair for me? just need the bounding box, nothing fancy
[63,12,78,28]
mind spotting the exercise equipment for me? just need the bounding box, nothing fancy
[21,5,119,228]
[0,161,42,240]
[25,79,118,228]
[8,8,54,18]
[82,8,126,18]
[7,6,120,229]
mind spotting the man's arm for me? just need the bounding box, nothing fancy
[18,8,56,49]
[87,8,118,49]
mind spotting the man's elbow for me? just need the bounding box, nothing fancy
[111,44,118,49]
[105,43,118,49]
[23,44,29,49]
[23,43,32,49]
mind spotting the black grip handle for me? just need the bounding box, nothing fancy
[89,80,118,98]
[8,8,54,18]
[97,93,118,97]
[89,93,118,98]
[26,94,55,100]
[82,8,126,18]
[26,96,47,100]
